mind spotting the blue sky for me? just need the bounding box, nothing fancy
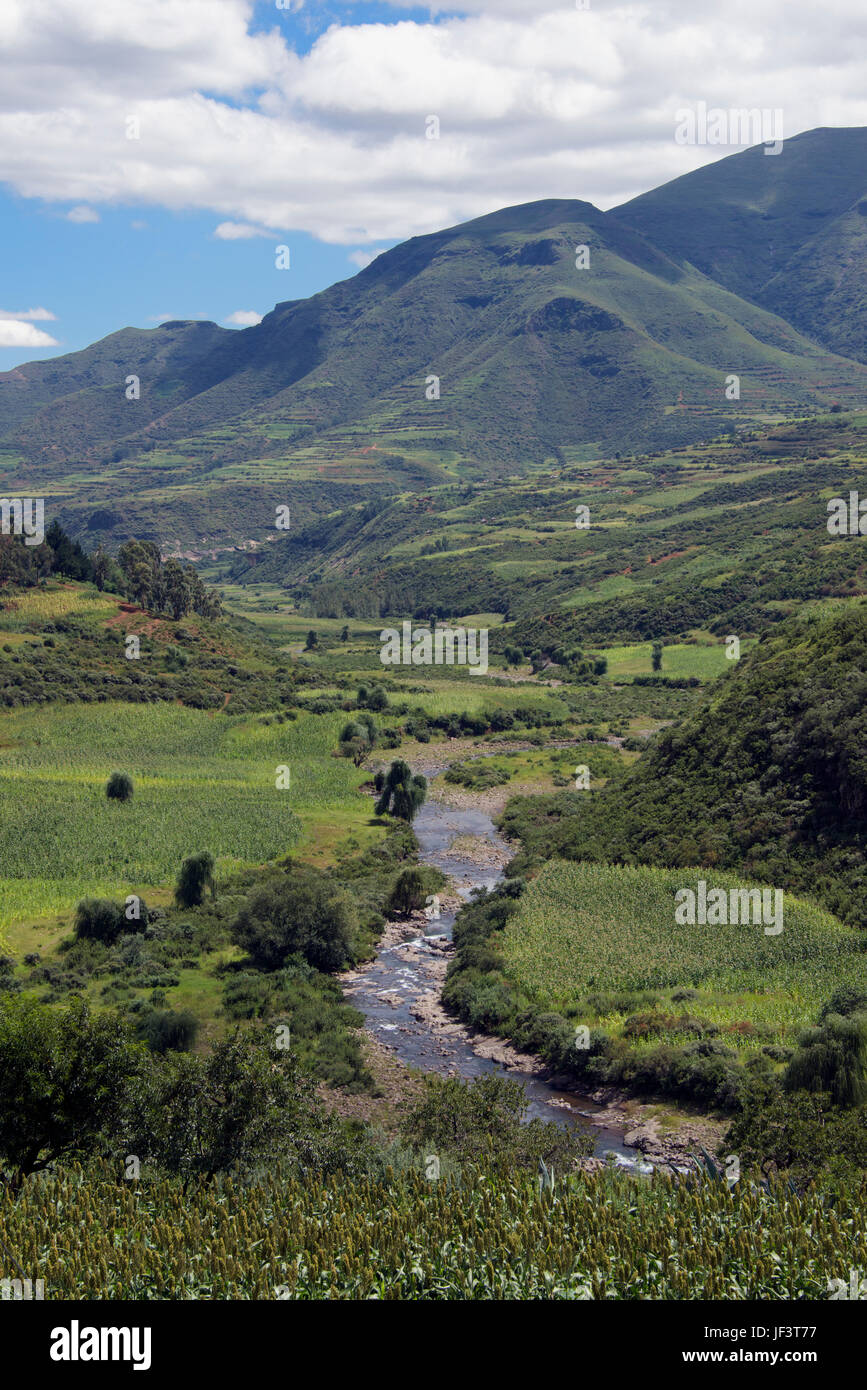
[1,0,863,371]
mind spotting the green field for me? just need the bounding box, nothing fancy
[601,641,754,681]
[0,702,368,929]
[501,860,862,1045]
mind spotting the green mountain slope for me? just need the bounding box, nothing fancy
[0,320,232,448]
[613,126,867,363]
[4,186,867,554]
[502,603,867,929]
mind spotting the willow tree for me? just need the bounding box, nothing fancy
[375,761,427,822]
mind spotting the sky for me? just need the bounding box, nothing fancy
[2,0,866,370]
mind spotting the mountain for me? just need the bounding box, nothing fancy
[612,127,867,363]
[0,319,231,449]
[4,131,867,551]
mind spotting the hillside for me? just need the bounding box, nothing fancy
[500,603,867,929]
[226,411,867,645]
[613,127,867,364]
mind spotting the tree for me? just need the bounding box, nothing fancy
[375,760,427,822]
[91,545,110,592]
[122,1030,360,1182]
[387,867,426,916]
[230,870,356,972]
[162,558,192,620]
[338,714,377,765]
[118,540,161,609]
[106,770,133,801]
[784,1013,867,1107]
[305,630,318,650]
[175,852,216,909]
[651,641,663,672]
[339,625,349,642]
[400,1074,591,1176]
[0,997,141,1187]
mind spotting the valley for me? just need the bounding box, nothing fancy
[1,133,866,1303]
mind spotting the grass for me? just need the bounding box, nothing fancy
[0,581,118,629]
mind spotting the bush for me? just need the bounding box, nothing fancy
[387,868,426,917]
[106,771,134,801]
[134,1008,199,1053]
[784,1013,867,1107]
[75,897,146,945]
[231,870,357,973]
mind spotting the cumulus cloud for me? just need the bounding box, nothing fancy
[347,249,378,269]
[223,309,263,326]
[0,306,57,320]
[65,205,100,222]
[0,0,864,243]
[0,320,60,347]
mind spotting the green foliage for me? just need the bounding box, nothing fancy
[230,868,357,973]
[122,1030,359,1183]
[784,1014,867,1107]
[133,1007,199,1054]
[387,867,426,917]
[0,996,141,1184]
[74,896,148,945]
[375,760,427,822]
[400,1073,592,1175]
[503,605,867,928]
[105,770,133,801]
[175,852,216,910]
[726,1082,867,1181]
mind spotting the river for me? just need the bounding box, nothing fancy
[343,771,645,1166]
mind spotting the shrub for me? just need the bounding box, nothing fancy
[74,897,146,945]
[106,771,134,801]
[134,1008,199,1054]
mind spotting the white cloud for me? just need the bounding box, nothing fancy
[347,249,378,269]
[223,309,263,326]
[0,320,60,347]
[0,0,864,243]
[0,306,56,320]
[66,204,100,222]
[213,221,272,240]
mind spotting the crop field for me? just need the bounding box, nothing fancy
[601,641,753,681]
[501,861,863,1044]
[0,702,368,929]
[0,581,118,629]
[2,1160,864,1300]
